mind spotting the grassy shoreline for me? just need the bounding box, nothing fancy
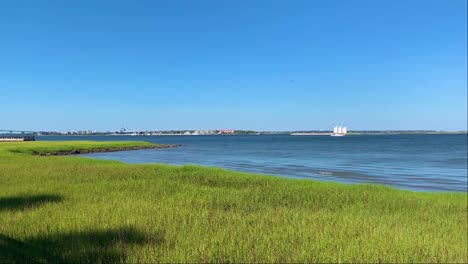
[5,141,179,156]
[0,141,466,263]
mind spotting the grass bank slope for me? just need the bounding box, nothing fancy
[0,141,466,263]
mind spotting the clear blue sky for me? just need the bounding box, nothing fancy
[1,0,466,131]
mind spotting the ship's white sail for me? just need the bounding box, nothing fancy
[331,125,347,136]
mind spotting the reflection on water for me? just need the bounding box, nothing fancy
[39,134,468,192]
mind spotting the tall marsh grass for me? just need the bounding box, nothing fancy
[0,141,466,263]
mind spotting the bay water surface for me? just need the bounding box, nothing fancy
[38,134,467,192]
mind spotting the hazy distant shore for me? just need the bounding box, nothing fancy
[33,130,468,137]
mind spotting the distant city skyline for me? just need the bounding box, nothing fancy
[5,128,466,135]
[1,0,466,131]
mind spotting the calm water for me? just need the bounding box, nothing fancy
[38,134,467,192]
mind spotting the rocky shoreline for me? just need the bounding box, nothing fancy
[32,144,181,156]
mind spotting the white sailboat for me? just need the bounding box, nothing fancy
[331,125,347,136]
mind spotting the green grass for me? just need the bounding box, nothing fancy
[0,141,466,263]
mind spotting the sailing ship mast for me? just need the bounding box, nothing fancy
[331,125,348,136]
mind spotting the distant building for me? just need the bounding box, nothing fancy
[219,129,235,134]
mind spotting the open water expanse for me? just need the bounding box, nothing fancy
[38,134,467,192]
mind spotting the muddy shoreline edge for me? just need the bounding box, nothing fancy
[32,144,181,156]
